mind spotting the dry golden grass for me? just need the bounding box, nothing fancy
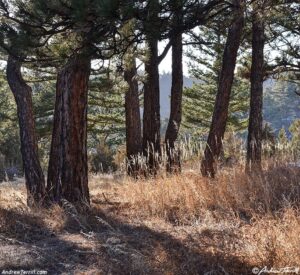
[118,163,300,222]
[112,163,300,270]
[0,162,299,274]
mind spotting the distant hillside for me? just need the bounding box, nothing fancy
[159,73,194,118]
[263,79,300,135]
[160,73,300,134]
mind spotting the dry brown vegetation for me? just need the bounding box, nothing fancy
[0,163,300,274]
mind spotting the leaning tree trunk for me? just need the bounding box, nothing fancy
[47,54,91,205]
[165,29,183,173]
[124,58,142,177]
[6,56,46,206]
[201,0,245,177]
[246,6,265,172]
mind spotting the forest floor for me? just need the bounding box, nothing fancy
[0,163,300,275]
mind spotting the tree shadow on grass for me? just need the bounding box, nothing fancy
[88,207,255,275]
[0,207,100,274]
[0,205,255,275]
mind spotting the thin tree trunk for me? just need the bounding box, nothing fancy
[200,0,245,177]
[47,54,91,205]
[165,28,183,173]
[246,5,265,172]
[124,58,142,177]
[6,55,46,206]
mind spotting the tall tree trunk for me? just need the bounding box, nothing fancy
[200,0,245,177]
[47,54,91,205]
[246,5,265,172]
[165,11,183,174]
[143,38,161,175]
[143,0,161,175]
[124,58,142,177]
[6,56,46,206]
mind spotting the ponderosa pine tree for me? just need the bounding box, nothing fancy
[246,1,266,172]
[16,0,121,205]
[165,0,183,173]
[0,0,52,206]
[143,0,225,175]
[201,0,245,177]
[120,19,142,177]
[6,56,46,206]
[47,54,91,204]
[142,0,162,175]
[124,57,142,177]
[183,18,249,136]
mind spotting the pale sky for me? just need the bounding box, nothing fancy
[158,41,190,76]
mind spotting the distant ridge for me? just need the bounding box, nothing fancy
[160,73,194,118]
[159,74,300,134]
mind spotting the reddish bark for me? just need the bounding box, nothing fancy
[165,28,183,173]
[47,54,91,205]
[201,0,245,177]
[124,58,142,177]
[246,6,265,172]
[142,0,161,175]
[6,56,46,206]
[143,38,161,175]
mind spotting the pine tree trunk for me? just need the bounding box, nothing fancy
[142,0,161,175]
[143,38,161,175]
[47,55,91,205]
[124,58,142,177]
[143,40,161,174]
[246,6,265,172]
[165,31,183,173]
[200,0,245,177]
[6,56,46,206]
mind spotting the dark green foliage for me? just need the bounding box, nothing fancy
[0,73,22,176]
[32,82,56,139]
[88,67,126,148]
[270,1,300,72]
[0,63,127,174]
[182,24,249,135]
[0,0,299,183]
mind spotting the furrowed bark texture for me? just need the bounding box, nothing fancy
[143,0,161,175]
[246,7,265,172]
[200,0,245,177]
[47,55,91,205]
[6,56,46,206]
[165,30,183,173]
[143,39,161,174]
[124,58,142,177]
